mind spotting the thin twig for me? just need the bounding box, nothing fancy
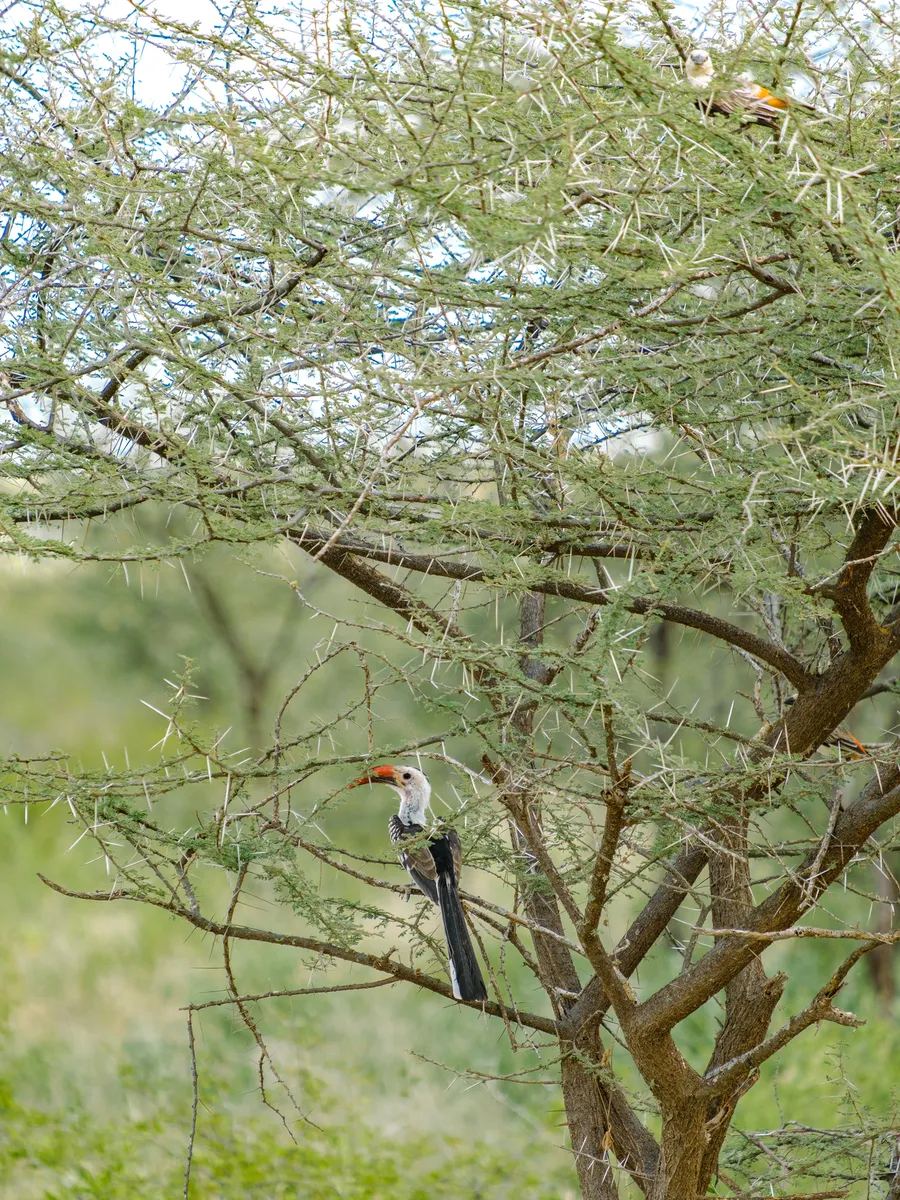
[184,1013,199,1200]
[184,976,397,1011]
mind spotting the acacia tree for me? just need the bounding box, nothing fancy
[4,0,900,1196]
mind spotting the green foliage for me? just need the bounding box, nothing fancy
[0,1068,568,1200]
[269,864,382,947]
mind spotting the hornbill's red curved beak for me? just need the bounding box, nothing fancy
[348,765,398,788]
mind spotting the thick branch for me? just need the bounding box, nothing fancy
[634,765,900,1035]
[291,530,812,689]
[819,506,897,649]
[308,542,474,648]
[703,943,872,1093]
[566,844,708,1036]
[580,789,628,940]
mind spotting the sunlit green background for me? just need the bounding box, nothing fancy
[1,543,898,1197]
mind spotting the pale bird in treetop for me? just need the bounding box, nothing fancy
[685,49,815,127]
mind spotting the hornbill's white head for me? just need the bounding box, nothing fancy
[685,48,714,88]
[350,763,431,823]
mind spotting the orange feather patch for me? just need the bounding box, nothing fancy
[750,84,788,108]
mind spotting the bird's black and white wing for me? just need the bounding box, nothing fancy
[389,815,439,903]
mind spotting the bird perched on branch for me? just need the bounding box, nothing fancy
[685,49,814,126]
[350,764,488,1002]
[821,726,869,757]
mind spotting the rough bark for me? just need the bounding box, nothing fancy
[865,851,898,1011]
[502,593,627,1200]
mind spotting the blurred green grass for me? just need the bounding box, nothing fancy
[0,547,898,1197]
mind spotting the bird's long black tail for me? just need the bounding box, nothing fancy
[436,871,488,1002]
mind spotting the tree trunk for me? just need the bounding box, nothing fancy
[866,852,898,1011]
[506,594,624,1198]
[648,1101,708,1200]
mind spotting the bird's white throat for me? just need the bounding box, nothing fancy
[398,791,429,826]
[686,56,714,89]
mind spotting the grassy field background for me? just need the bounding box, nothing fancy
[1,545,898,1197]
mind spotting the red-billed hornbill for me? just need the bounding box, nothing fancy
[350,764,488,1003]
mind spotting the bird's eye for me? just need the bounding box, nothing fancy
[402,772,412,781]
